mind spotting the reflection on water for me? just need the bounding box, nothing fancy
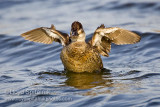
[36,68,143,96]
[65,69,111,89]
[0,0,160,106]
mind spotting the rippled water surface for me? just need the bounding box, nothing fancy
[0,0,160,107]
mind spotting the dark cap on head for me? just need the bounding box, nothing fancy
[71,21,83,32]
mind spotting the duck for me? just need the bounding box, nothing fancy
[21,21,141,73]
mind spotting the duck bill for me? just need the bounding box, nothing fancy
[71,30,78,36]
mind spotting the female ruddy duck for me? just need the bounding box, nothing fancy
[21,21,141,73]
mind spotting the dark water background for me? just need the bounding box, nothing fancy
[0,0,160,107]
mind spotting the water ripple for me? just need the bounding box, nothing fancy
[0,0,160,106]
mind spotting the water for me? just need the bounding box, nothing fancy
[0,0,160,107]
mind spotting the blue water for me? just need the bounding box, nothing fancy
[0,0,160,107]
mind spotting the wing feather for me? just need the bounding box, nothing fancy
[89,25,141,57]
[110,29,141,45]
[21,25,69,46]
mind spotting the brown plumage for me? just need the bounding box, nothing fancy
[60,42,103,72]
[21,21,141,72]
[21,24,69,46]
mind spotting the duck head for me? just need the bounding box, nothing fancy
[70,21,85,42]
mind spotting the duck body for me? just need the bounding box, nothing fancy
[21,21,141,73]
[60,42,103,72]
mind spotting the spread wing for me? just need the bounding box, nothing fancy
[89,25,141,57]
[21,24,69,46]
